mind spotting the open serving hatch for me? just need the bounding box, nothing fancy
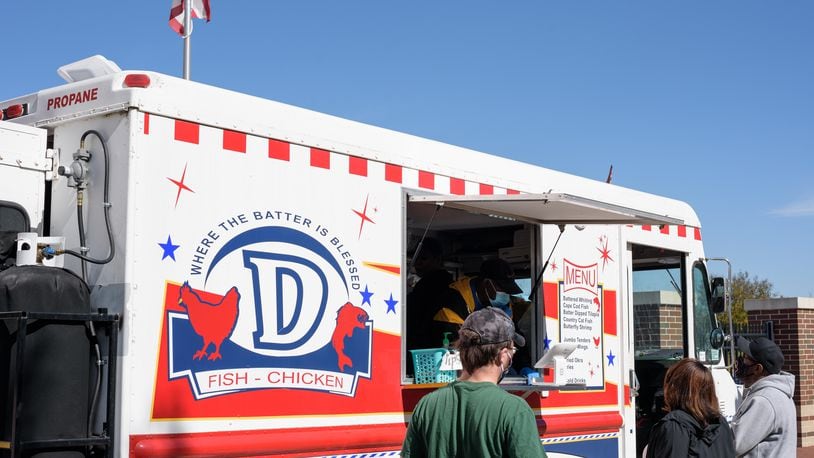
[405,192,685,389]
[408,192,684,227]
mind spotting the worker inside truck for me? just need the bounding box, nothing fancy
[404,201,535,382]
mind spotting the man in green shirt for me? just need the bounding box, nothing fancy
[402,307,547,457]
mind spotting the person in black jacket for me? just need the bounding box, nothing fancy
[646,358,735,458]
[406,238,454,373]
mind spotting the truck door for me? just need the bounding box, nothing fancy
[0,121,50,234]
[628,244,686,457]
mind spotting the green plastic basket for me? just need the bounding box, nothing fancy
[410,348,457,384]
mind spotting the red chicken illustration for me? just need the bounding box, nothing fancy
[178,282,240,361]
[330,302,369,371]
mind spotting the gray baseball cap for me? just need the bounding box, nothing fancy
[461,307,525,347]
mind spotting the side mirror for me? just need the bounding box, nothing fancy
[711,276,726,313]
[709,328,725,349]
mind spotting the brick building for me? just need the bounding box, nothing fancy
[634,290,683,351]
[745,297,814,447]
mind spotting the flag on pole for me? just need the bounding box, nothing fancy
[169,0,211,36]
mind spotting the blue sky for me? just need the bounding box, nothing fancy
[2,2,812,296]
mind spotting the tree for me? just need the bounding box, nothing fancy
[718,271,775,327]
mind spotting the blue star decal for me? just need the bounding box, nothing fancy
[543,337,552,350]
[607,350,615,366]
[360,285,374,306]
[385,293,398,314]
[158,235,180,261]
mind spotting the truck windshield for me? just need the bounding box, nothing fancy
[692,262,720,363]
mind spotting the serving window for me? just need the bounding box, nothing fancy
[404,200,537,383]
[402,192,684,385]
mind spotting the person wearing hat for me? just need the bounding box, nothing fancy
[401,307,547,457]
[434,258,524,326]
[731,336,796,457]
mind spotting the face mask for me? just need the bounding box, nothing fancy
[735,356,756,380]
[490,291,511,308]
[497,348,514,383]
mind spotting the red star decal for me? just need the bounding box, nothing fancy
[168,163,194,208]
[352,195,376,239]
[550,261,558,272]
[597,237,614,270]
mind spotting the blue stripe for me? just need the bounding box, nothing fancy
[543,435,618,457]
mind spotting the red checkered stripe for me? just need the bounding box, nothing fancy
[144,113,701,239]
[627,223,702,241]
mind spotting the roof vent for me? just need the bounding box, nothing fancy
[57,55,122,83]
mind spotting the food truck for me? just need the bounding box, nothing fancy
[0,56,737,457]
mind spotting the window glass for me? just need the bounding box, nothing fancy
[0,203,30,233]
[632,265,684,359]
[692,263,720,363]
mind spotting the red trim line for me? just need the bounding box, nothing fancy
[143,113,150,135]
[349,156,368,176]
[130,413,621,457]
[418,170,434,189]
[385,164,403,183]
[131,423,407,458]
[268,139,290,161]
[450,177,465,195]
[157,116,708,245]
[542,412,623,435]
[603,289,617,335]
[174,120,199,144]
[310,148,330,169]
[223,130,246,153]
[365,263,401,275]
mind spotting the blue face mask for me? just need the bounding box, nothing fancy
[490,291,511,308]
[497,347,515,383]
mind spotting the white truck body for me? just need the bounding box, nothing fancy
[0,60,736,457]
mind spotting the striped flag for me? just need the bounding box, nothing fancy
[169,0,211,36]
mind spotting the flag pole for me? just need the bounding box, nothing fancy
[183,0,192,80]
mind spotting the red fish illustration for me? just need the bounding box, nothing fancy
[178,282,240,361]
[594,297,601,313]
[331,302,369,371]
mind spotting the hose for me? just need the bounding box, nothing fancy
[76,191,88,280]
[60,130,115,264]
[86,321,103,437]
[61,129,115,439]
